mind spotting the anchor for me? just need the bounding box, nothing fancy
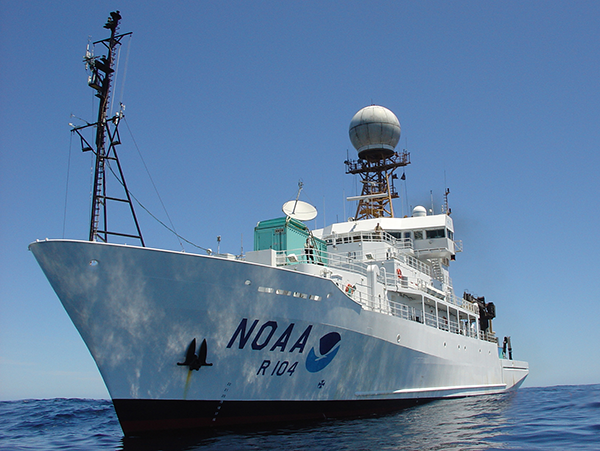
[177,338,213,370]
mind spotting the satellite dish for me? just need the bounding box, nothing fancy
[282,200,317,221]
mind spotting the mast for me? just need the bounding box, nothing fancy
[72,12,144,246]
[345,152,410,219]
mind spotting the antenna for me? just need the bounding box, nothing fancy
[442,187,451,215]
[346,106,409,219]
[322,196,325,229]
[430,190,434,214]
[71,12,142,245]
[442,171,451,215]
[282,180,317,221]
[282,200,317,221]
[294,180,303,208]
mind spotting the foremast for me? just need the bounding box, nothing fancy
[71,11,144,246]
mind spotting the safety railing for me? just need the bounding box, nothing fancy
[273,247,483,333]
[277,247,433,281]
[424,312,480,338]
[326,230,413,251]
[479,330,497,343]
[331,280,484,342]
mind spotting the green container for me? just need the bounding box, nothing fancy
[254,217,327,264]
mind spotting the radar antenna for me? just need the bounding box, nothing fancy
[345,105,410,219]
[71,12,144,245]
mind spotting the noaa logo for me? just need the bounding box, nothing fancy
[305,332,341,373]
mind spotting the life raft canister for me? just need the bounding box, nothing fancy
[396,268,403,278]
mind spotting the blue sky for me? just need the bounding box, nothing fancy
[1,1,599,400]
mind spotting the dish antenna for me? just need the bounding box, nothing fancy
[282,181,317,221]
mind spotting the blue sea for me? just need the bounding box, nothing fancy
[1,385,598,450]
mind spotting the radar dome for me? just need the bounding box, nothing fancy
[412,206,427,217]
[349,105,401,160]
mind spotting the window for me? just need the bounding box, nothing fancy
[426,229,445,239]
[414,230,424,240]
[448,230,454,240]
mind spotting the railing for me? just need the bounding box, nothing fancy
[278,247,432,283]
[326,229,463,259]
[404,254,431,276]
[326,230,412,250]
[351,281,420,323]
[271,246,491,341]
[423,312,480,339]
[275,247,476,308]
[277,247,370,277]
[357,291,485,341]
[454,240,464,253]
[479,330,497,343]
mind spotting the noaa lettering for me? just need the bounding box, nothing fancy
[227,318,312,353]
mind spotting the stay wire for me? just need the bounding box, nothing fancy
[122,117,185,251]
[104,159,208,252]
[62,132,73,238]
[110,44,121,117]
[117,34,132,111]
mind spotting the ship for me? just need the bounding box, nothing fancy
[29,12,528,436]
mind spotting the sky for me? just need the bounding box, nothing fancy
[1,1,599,400]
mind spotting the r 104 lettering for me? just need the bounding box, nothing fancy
[257,360,298,376]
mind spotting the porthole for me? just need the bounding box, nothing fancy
[89,259,98,267]
[396,334,401,343]
[244,280,251,285]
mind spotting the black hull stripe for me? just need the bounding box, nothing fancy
[113,398,432,435]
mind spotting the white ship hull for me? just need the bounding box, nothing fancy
[30,239,528,435]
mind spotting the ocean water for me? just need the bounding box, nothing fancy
[1,385,598,450]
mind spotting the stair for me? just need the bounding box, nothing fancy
[430,259,444,283]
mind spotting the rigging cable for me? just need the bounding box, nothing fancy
[62,131,74,238]
[123,116,185,251]
[110,43,121,117]
[104,159,208,252]
[118,34,132,110]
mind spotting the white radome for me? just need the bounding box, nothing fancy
[412,205,427,217]
[349,105,401,157]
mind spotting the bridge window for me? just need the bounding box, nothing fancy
[426,229,445,239]
[414,230,424,240]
